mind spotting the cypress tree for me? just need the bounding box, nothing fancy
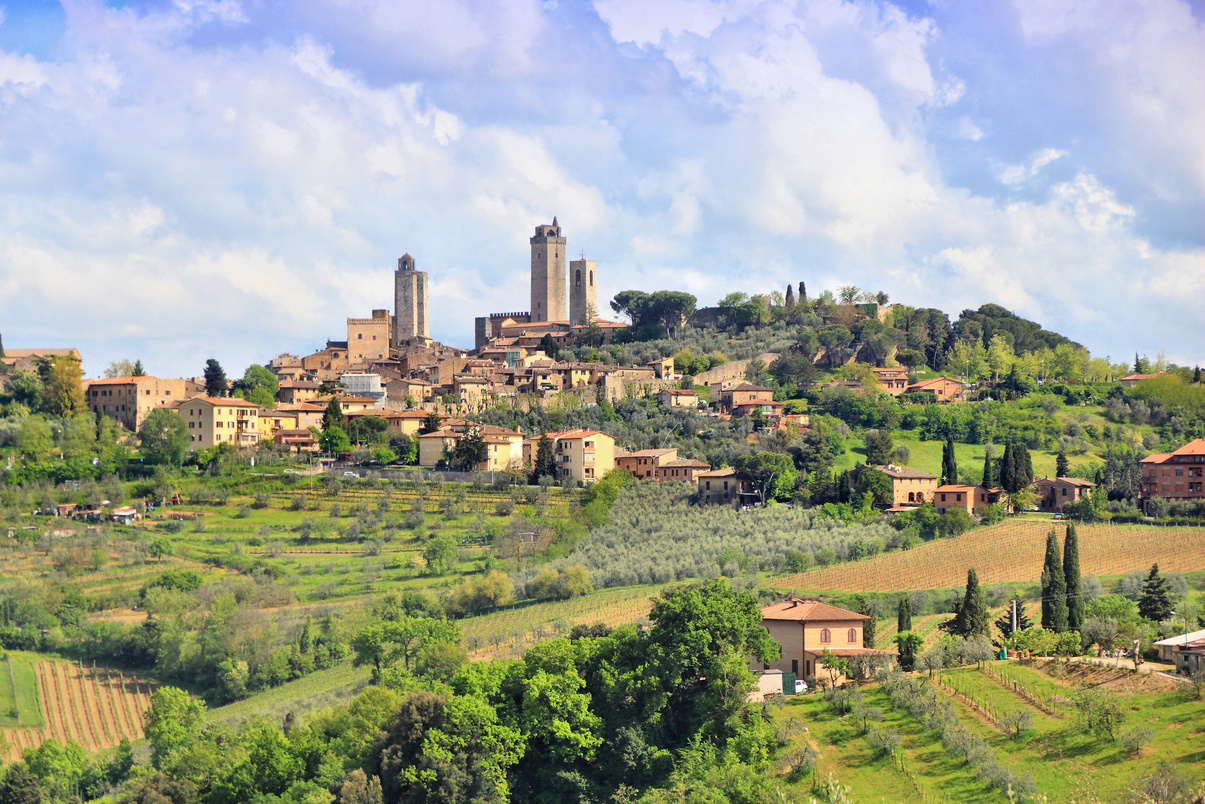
[982,447,995,488]
[959,568,990,637]
[1138,564,1174,622]
[1056,450,1069,478]
[1134,352,1141,374]
[1195,366,1202,384]
[941,436,959,486]
[1040,529,1068,631]
[1064,524,1083,632]
[785,285,795,309]
[1000,443,1015,493]
[799,281,807,303]
[897,597,912,634]
[859,599,876,649]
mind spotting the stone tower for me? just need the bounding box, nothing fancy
[569,257,597,326]
[530,218,567,322]
[394,253,429,343]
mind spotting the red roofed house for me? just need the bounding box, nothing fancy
[906,376,965,402]
[1034,476,1096,513]
[933,484,999,516]
[616,448,678,479]
[755,597,890,684]
[1140,439,1205,513]
[656,458,711,482]
[658,388,699,409]
[696,467,754,506]
[1120,372,1164,388]
[177,397,261,450]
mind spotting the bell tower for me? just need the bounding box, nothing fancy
[530,218,567,322]
[569,256,596,326]
[394,253,429,343]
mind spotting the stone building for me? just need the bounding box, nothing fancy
[755,598,880,683]
[347,310,391,364]
[85,376,192,431]
[394,253,429,343]
[569,257,596,325]
[530,219,567,323]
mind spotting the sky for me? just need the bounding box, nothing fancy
[0,0,1202,378]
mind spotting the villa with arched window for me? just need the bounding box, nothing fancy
[753,597,895,685]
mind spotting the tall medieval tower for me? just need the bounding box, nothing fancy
[394,253,429,343]
[569,257,597,325]
[529,218,567,322]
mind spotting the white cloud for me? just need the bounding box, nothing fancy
[998,147,1068,186]
[0,0,1201,374]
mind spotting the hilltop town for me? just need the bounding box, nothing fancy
[1,219,1204,803]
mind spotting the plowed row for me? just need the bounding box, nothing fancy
[772,521,1205,592]
[1,663,154,760]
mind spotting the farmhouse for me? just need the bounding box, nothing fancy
[861,464,939,506]
[696,467,753,506]
[1034,476,1096,512]
[754,597,890,684]
[933,484,999,516]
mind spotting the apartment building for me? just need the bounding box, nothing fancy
[86,376,192,431]
[1140,439,1205,511]
[177,398,262,449]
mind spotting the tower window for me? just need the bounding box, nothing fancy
[589,271,593,286]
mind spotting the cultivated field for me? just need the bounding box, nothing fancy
[0,658,154,760]
[773,521,1205,592]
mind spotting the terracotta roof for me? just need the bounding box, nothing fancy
[1172,439,1205,456]
[1140,453,1172,464]
[623,449,677,458]
[554,429,609,440]
[728,382,772,392]
[187,397,260,407]
[934,484,982,493]
[661,389,698,396]
[1121,373,1163,381]
[697,467,737,478]
[761,598,869,622]
[1037,476,1095,487]
[86,376,160,385]
[664,458,710,468]
[872,464,938,480]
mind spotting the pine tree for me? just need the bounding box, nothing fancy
[322,397,344,433]
[897,597,911,634]
[1056,450,1069,478]
[1138,563,1174,622]
[132,359,146,377]
[1064,524,1083,632]
[995,599,1033,638]
[1040,529,1068,631]
[203,358,227,397]
[982,448,995,488]
[859,599,876,649]
[0,762,42,804]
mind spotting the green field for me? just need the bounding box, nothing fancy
[0,655,45,729]
[777,661,1204,802]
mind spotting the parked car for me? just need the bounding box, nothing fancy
[283,469,302,476]
[794,679,808,694]
[343,471,359,478]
